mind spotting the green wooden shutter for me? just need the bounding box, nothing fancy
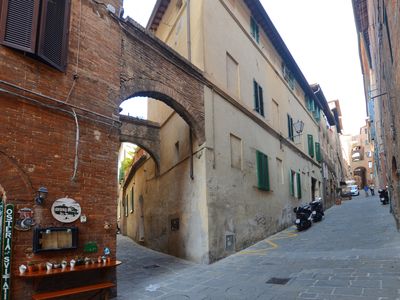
[256,151,270,191]
[258,86,264,116]
[296,172,301,199]
[308,135,314,157]
[315,142,321,162]
[289,170,294,196]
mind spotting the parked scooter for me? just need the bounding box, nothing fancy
[378,188,389,205]
[309,197,324,222]
[293,205,312,231]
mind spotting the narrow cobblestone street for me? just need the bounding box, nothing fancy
[116,194,400,299]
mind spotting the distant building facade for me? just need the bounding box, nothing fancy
[347,122,375,188]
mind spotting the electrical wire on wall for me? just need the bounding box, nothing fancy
[65,0,82,104]
[70,108,80,182]
[67,0,82,181]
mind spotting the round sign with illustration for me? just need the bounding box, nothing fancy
[51,198,81,223]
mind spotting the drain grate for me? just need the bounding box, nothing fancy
[266,277,291,285]
[143,264,160,269]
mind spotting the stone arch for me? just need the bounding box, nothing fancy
[119,115,161,171]
[354,166,367,188]
[120,79,205,145]
[0,151,33,201]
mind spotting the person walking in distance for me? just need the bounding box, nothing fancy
[364,185,369,197]
[369,184,375,196]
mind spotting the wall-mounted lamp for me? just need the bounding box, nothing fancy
[280,120,304,149]
[35,187,48,205]
[285,120,304,140]
[293,120,305,136]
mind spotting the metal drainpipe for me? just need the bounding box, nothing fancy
[190,128,194,180]
[187,0,191,61]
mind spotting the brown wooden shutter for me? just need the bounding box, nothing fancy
[0,0,40,53]
[37,0,71,71]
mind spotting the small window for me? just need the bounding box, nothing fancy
[130,187,134,213]
[124,194,129,217]
[253,80,264,116]
[282,63,295,89]
[0,0,71,71]
[256,150,270,191]
[226,52,239,97]
[230,134,242,170]
[250,16,259,43]
[175,141,180,162]
[276,158,284,185]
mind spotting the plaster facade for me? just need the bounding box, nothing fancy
[119,0,346,263]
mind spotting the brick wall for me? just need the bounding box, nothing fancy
[0,0,122,298]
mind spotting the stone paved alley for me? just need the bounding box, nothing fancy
[116,194,400,299]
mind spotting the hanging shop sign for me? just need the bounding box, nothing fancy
[51,198,81,223]
[14,208,35,231]
[1,203,14,300]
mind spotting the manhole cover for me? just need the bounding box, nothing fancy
[266,277,291,285]
[143,264,160,269]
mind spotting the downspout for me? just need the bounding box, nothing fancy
[190,128,194,180]
[187,0,191,61]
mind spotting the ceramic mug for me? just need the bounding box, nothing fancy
[46,262,53,271]
[61,261,67,269]
[19,264,27,274]
[70,259,76,268]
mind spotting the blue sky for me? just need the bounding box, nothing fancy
[122,0,366,135]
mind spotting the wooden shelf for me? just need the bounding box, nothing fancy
[18,260,121,278]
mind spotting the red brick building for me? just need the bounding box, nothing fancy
[0,0,122,298]
[353,0,400,227]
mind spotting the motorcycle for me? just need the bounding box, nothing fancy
[309,197,324,222]
[378,188,389,205]
[293,205,312,231]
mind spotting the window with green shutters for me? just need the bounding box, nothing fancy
[253,80,264,116]
[287,114,294,141]
[256,150,270,191]
[307,134,314,158]
[250,16,259,43]
[289,170,301,199]
[315,142,322,162]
